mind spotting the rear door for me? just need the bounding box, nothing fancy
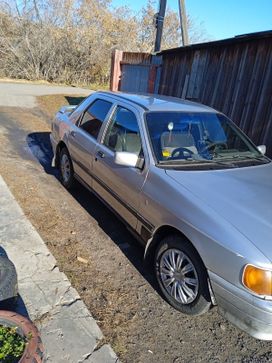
[92,104,149,230]
[68,98,113,186]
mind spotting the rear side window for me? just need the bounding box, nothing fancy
[79,99,112,139]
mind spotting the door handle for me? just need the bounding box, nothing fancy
[70,130,76,138]
[96,150,105,159]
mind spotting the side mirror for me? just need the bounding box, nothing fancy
[257,145,266,155]
[114,152,143,168]
[59,105,77,114]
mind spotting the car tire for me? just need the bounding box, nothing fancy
[59,147,75,189]
[155,234,211,315]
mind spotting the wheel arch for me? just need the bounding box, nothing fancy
[145,225,203,266]
[145,224,216,305]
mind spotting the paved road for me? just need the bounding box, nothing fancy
[0,82,91,108]
[1,82,272,363]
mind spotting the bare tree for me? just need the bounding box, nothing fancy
[0,0,210,85]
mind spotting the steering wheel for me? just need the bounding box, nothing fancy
[201,142,228,153]
[171,147,194,159]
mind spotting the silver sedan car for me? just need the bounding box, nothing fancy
[50,91,272,340]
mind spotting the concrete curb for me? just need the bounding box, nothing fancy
[0,175,119,363]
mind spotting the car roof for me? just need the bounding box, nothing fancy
[98,91,215,113]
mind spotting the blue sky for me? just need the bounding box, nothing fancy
[111,0,272,40]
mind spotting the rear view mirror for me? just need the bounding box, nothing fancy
[114,152,142,168]
[257,145,266,155]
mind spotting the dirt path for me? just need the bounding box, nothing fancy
[1,98,272,362]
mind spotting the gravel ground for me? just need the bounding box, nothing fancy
[1,91,272,362]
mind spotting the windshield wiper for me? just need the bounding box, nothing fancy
[157,159,237,167]
[225,154,270,163]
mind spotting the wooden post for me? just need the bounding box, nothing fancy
[148,65,157,93]
[110,49,123,91]
[154,0,167,52]
[148,55,162,94]
[178,0,189,46]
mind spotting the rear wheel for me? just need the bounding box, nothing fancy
[59,147,75,189]
[155,235,211,315]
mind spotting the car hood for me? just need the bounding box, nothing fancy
[166,163,272,261]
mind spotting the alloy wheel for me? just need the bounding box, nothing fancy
[159,248,199,304]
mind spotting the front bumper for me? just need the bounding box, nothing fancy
[210,271,272,340]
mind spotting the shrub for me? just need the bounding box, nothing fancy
[0,325,26,363]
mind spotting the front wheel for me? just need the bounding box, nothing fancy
[155,235,211,315]
[59,147,75,189]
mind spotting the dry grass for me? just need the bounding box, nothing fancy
[37,94,87,119]
[0,77,108,90]
[0,77,54,85]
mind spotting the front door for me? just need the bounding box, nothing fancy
[92,105,147,229]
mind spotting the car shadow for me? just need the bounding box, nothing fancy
[26,132,159,296]
[26,132,59,177]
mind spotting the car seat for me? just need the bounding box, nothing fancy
[161,131,198,158]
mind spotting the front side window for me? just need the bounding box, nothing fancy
[104,106,142,156]
[145,111,269,168]
[79,99,112,139]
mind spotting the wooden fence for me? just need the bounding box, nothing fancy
[110,31,272,156]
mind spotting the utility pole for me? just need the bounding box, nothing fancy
[154,0,167,53]
[178,0,189,46]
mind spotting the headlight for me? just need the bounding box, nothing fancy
[242,264,272,296]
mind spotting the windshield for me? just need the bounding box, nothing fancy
[145,111,267,167]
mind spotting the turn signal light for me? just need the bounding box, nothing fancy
[243,265,272,296]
